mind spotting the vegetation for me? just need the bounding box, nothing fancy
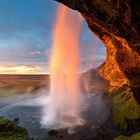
[109,86,140,130]
[0,117,29,140]
[114,132,140,140]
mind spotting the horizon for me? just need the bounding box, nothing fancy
[0,0,105,74]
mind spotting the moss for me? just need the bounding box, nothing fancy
[114,135,128,140]
[110,87,140,130]
[34,138,40,140]
[114,132,140,140]
[0,117,29,140]
[0,136,27,140]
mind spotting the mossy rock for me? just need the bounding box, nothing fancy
[0,117,29,140]
[110,87,140,130]
[114,132,140,140]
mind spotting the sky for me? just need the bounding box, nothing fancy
[0,0,105,74]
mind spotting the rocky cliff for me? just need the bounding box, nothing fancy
[55,0,140,88]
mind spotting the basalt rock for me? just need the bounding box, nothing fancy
[55,0,140,87]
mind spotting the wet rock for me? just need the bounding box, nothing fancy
[48,129,58,136]
[14,117,19,123]
[59,135,63,138]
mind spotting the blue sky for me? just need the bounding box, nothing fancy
[0,0,105,74]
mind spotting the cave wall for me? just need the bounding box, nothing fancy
[55,0,140,87]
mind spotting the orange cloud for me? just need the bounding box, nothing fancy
[0,65,44,74]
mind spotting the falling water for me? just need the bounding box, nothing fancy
[41,4,85,129]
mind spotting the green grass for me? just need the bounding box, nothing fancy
[114,132,140,140]
[0,117,29,140]
[110,87,140,130]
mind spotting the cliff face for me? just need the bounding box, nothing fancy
[55,0,140,87]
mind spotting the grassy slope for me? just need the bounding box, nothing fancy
[0,117,29,140]
[114,132,140,140]
[110,87,140,130]
[109,86,140,140]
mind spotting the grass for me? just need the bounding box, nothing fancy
[0,117,29,140]
[114,132,140,140]
[110,87,140,130]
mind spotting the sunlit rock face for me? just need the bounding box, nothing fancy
[55,0,140,87]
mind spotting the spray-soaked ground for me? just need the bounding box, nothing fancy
[0,89,109,140]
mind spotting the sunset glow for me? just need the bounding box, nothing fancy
[0,66,43,74]
[0,0,105,74]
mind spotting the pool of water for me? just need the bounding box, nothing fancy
[0,90,109,140]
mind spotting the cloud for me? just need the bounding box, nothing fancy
[0,65,44,74]
[30,51,42,55]
[0,0,106,73]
